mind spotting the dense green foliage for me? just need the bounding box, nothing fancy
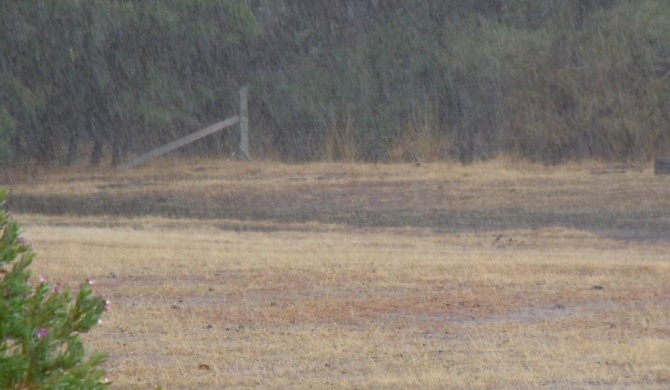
[1,0,668,164]
[0,189,109,389]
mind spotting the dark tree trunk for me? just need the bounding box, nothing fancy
[111,130,134,166]
[111,140,121,166]
[37,128,56,164]
[91,140,103,165]
[66,131,79,166]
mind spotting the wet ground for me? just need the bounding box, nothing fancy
[9,172,670,242]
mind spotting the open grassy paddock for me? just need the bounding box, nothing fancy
[5,160,670,389]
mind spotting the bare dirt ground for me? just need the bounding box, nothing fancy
[4,160,670,389]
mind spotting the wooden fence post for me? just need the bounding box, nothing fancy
[116,87,249,169]
[116,117,239,170]
[238,86,251,161]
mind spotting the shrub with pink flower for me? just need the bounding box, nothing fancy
[0,189,110,389]
[33,328,48,339]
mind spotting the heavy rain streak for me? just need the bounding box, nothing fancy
[2,2,670,390]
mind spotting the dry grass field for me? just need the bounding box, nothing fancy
[4,159,670,389]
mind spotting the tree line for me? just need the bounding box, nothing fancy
[1,0,668,166]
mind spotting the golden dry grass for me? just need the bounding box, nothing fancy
[7,159,670,389]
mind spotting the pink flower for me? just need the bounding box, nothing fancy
[87,278,95,285]
[34,328,48,339]
[38,275,47,283]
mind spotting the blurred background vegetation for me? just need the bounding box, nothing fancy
[1,0,669,166]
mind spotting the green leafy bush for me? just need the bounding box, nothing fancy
[0,189,110,389]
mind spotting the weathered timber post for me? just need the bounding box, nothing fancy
[116,117,239,170]
[655,157,670,175]
[116,87,249,169]
[238,86,251,161]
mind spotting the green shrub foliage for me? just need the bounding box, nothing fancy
[0,189,110,389]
